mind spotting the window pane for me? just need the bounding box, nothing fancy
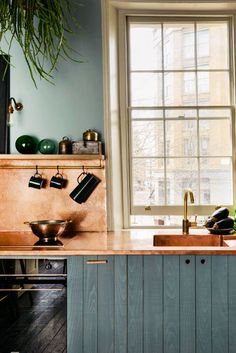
[166,158,198,204]
[197,71,209,94]
[132,158,164,206]
[199,119,231,156]
[164,72,196,106]
[131,109,163,119]
[197,72,230,106]
[183,32,194,61]
[200,158,232,204]
[130,215,207,227]
[163,23,195,70]
[132,121,164,157]
[166,120,197,156]
[197,28,209,58]
[199,108,231,119]
[129,23,162,70]
[165,109,197,119]
[197,22,229,69]
[130,73,163,106]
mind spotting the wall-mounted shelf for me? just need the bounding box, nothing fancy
[0,154,105,160]
[0,154,105,169]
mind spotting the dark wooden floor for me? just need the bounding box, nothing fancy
[0,260,67,353]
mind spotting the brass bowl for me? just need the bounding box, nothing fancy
[24,219,72,242]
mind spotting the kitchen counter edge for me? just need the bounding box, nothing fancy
[0,229,236,255]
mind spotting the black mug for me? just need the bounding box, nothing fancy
[28,173,45,189]
[69,172,101,203]
[50,173,67,189]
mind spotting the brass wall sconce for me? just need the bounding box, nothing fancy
[8,97,23,126]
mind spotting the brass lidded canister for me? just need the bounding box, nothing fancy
[59,136,72,154]
[83,129,98,141]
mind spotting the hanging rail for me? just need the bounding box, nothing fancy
[0,160,104,170]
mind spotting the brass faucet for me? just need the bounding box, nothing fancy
[182,189,197,234]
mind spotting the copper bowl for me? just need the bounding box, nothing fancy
[24,219,72,243]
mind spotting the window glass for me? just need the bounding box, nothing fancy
[163,23,195,70]
[197,22,229,69]
[183,32,194,60]
[165,72,197,106]
[197,71,209,94]
[197,29,209,58]
[129,24,162,70]
[131,109,163,119]
[166,158,199,204]
[199,108,230,118]
[197,71,230,105]
[199,119,231,156]
[165,109,197,119]
[132,158,165,206]
[132,121,164,157]
[130,73,163,106]
[130,215,207,227]
[200,157,233,204]
[165,120,197,156]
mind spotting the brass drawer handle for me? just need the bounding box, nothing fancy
[86,260,108,265]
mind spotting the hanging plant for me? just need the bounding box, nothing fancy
[0,0,82,86]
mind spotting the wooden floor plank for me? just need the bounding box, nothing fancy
[43,322,67,353]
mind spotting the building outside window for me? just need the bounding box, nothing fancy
[122,16,233,227]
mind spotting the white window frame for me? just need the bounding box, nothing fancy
[101,2,236,230]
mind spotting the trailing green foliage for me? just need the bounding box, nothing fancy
[0,0,82,86]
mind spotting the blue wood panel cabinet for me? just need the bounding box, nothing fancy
[67,255,236,353]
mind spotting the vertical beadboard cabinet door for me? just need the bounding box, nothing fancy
[67,255,129,353]
[67,255,236,353]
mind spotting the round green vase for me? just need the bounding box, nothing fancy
[38,139,56,154]
[15,135,37,154]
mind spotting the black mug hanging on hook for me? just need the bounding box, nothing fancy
[69,168,101,204]
[50,167,67,189]
[28,166,45,189]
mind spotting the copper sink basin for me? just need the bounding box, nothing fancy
[153,234,227,247]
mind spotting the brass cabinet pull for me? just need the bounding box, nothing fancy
[86,260,108,265]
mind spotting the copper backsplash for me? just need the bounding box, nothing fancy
[0,156,107,232]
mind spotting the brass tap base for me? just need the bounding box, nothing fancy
[182,219,190,235]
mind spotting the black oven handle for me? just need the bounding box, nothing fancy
[0,274,67,286]
[0,274,67,277]
[0,288,64,292]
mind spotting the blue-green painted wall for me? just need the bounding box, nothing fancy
[9,0,103,153]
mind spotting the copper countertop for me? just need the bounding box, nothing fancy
[0,229,236,256]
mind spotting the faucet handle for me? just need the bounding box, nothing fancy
[190,215,198,228]
[190,221,197,228]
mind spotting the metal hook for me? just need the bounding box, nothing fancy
[82,165,88,175]
[77,167,88,183]
[34,165,42,178]
[55,165,63,178]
